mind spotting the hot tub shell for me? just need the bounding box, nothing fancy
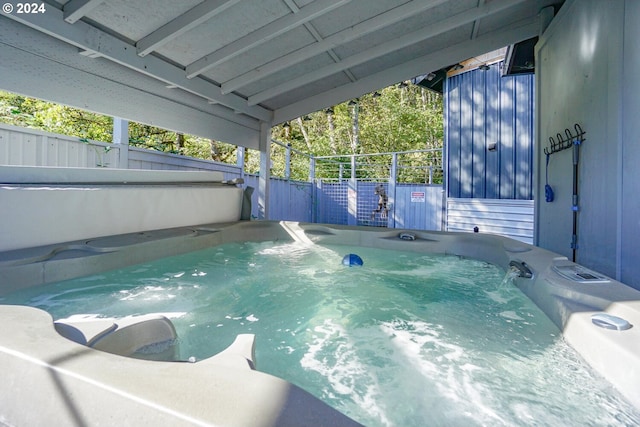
[2,221,640,425]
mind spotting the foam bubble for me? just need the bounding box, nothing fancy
[300,319,392,426]
[500,311,525,321]
[484,290,511,304]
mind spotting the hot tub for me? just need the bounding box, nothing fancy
[1,220,640,426]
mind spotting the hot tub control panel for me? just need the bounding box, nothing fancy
[551,258,611,284]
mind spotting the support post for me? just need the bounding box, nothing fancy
[347,179,358,226]
[309,156,317,223]
[285,143,292,180]
[236,146,246,180]
[350,155,356,180]
[112,117,129,168]
[348,155,357,225]
[309,156,316,182]
[258,122,271,220]
[388,152,397,228]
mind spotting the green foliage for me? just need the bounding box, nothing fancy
[0,91,113,141]
[270,84,444,182]
[0,90,235,161]
[1,84,443,182]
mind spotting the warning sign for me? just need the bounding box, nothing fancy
[411,191,425,203]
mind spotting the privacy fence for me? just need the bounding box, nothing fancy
[0,123,533,242]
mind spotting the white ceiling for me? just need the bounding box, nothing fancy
[0,0,563,148]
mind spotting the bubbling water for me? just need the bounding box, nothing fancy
[3,241,640,427]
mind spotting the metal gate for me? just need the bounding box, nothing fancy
[311,149,443,229]
[315,180,443,229]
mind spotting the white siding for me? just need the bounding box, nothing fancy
[446,198,534,244]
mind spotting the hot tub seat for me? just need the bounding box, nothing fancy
[55,314,180,361]
[54,314,257,367]
[0,304,362,426]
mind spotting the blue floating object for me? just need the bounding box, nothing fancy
[342,253,363,267]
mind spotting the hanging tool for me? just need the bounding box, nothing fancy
[544,123,586,262]
[544,146,554,202]
[570,124,584,262]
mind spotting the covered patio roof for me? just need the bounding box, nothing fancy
[0,0,562,148]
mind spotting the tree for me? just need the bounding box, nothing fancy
[0,90,238,160]
[1,83,444,183]
[270,84,444,182]
[0,91,113,141]
[271,84,442,156]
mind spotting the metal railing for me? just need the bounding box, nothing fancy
[310,148,443,185]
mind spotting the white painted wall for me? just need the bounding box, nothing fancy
[536,0,639,288]
[621,0,640,290]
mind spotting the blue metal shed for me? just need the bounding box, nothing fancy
[445,62,535,200]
